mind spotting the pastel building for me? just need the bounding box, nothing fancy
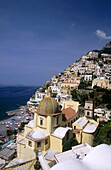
[72,117,98,146]
[17,90,76,162]
[51,144,111,170]
[61,82,79,90]
[62,100,79,112]
[92,77,110,89]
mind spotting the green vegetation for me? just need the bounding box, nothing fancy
[63,138,78,151]
[71,89,77,100]
[79,93,88,106]
[6,129,17,139]
[71,85,111,108]
[6,130,13,137]
[89,86,111,108]
[94,121,111,146]
[78,81,92,90]
[71,89,88,107]
[18,121,29,132]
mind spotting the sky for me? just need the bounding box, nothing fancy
[0,0,111,86]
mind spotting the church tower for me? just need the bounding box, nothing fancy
[33,88,62,134]
[84,100,94,119]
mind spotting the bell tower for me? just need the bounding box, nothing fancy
[84,100,94,119]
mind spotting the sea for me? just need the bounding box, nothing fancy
[0,86,40,120]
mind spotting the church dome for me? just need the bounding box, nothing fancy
[37,96,60,115]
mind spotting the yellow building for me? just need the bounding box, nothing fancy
[17,90,73,162]
[63,99,79,112]
[61,82,79,90]
[62,107,78,127]
[92,77,110,89]
[72,117,98,146]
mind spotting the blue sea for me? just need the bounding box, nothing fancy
[0,86,39,120]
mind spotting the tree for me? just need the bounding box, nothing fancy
[63,138,78,151]
[18,121,29,132]
[94,122,111,146]
[71,89,77,100]
[6,130,13,139]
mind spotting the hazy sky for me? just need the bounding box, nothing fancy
[0,0,111,86]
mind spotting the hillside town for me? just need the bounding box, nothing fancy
[0,41,111,169]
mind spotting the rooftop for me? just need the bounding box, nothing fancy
[62,107,78,121]
[26,130,48,141]
[73,117,88,128]
[0,148,15,160]
[51,127,72,139]
[55,143,92,163]
[44,149,59,161]
[82,122,98,133]
[26,120,34,128]
[51,144,111,170]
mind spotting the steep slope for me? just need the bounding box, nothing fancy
[100,41,111,54]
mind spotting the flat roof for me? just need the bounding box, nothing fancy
[72,143,92,159]
[0,148,15,158]
[82,122,97,133]
[73,117,88,128]
[55,143,92,163]
[55,150,74,163]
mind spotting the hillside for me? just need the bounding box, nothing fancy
[100,41,111,54]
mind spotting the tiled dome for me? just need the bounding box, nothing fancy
[38,96,60,115]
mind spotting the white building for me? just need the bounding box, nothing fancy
[49,85,61,94]
[82,75,92,81]
[50,144,111,170]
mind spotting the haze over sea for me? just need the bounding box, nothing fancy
[0,86,39,120]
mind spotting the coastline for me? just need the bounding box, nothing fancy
[0,109,31,139]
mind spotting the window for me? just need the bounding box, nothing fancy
[74,126,76,129]
[40,118,43,125]
[57,117,59,125]
[87,112,89,116]
[88,106,90,109]
[45,139,48,145]
[28,141,32,147]
[37,141,41,148]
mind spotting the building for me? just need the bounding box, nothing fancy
[27,91,46,112]
[0,148,16,161]
[82,75,92,81]
[55,143,92,162]
[50,144,111,170]
[62,107,78,127]
[84,101,94,119]
[72,117,98,146]
[61,82,79,90]
[92,77,110,89]
[17,89,74,162]
[62,99,79,112]
[7,144,111,170]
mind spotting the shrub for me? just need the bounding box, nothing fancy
[63,138,78,151]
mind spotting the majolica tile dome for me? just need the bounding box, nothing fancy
[38,89,60,115]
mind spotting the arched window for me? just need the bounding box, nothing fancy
[40,118,43,125]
